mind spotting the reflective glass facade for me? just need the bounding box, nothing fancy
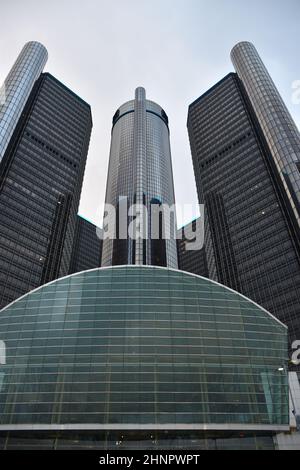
[102,88,178,268]
[0,42,48,162]
[231,42,300,231]
[69,215,102,274]
[0,266,288,439]
[0,430,277,450]
[187,73,300,348]
[0,73,92,309]
[177,219,208,277]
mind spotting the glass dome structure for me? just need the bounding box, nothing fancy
[0,266,289,448]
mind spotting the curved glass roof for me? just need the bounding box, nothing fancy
[0,266,288,430]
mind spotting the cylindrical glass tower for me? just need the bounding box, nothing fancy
[0,41,48,162]
[231,41,300,230]
[101,87,178,268]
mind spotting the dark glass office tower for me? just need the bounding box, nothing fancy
[0,72,92,309]
[101,87,178,268]
[231,42,300,233]
[177,219,208,277]
[69,215,102,274]
[0,42,48,162]
[187,71,300,346]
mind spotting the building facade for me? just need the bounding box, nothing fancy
[231,42,300,234]
[0,265,289,449]
[0,70,92,309]
[0,42,48,162]
[69,215,102,274]
[188,67,300,347]
[177,218,208,277]
[101,87,178,269]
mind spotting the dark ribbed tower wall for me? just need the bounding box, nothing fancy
[0,73,92,309]
[231,42,300,233]
[177,219,209,277]
[187,73,300,345]
[69,216,102,274]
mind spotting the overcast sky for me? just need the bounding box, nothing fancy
[1,0,299,227]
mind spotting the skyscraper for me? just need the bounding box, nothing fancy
[231,42,300,234]
[69,215,102,274]
[187,47,300,346]
[0,41,297,452]
[101,87,178,268]
[0,42,48,162]
[0,60,92,308]
[177,218,208,277]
